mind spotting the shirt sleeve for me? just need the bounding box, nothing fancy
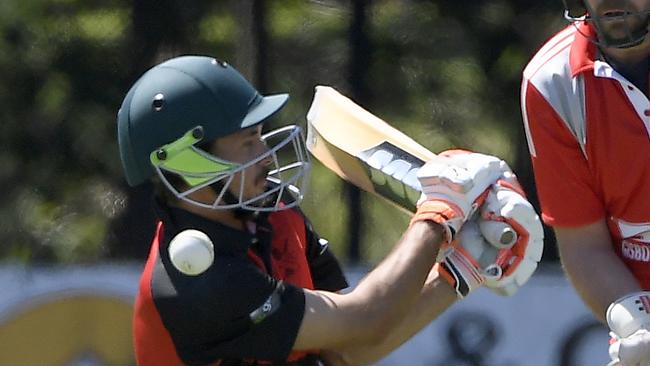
[303,216,349,292]
[522,78,605,227]
[152,252,306,365]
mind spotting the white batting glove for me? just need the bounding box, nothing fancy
[435,218,500,298]
[607,292,650,366]
[411,150,509,243]
[479,179,544,296]
[433,168,543,298]
[411,150,510,298]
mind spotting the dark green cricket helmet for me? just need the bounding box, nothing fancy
[117,55,310,211]
[117,55,288,186]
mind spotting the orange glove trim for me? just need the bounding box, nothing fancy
[482,211,530,278]
[496,179,526,197]
[410,200,462,226]
[433,262,456,288]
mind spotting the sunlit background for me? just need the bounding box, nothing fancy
[0,1,609,365]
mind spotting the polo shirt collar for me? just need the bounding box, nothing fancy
[570,22,599,77]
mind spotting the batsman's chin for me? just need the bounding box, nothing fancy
[240,178,268,198]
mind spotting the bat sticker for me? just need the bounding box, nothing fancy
[356,141,424,211]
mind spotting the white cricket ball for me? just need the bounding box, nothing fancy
[168,229,214,276]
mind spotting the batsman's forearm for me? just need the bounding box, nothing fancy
[348,221,444,337]
[293,221,446,352]
[333,269,457,365]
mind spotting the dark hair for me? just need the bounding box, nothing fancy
[151,173,184,204]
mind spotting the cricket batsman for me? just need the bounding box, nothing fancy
[118,55,542,365]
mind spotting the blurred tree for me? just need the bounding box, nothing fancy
[0,0,135,262]
[344,0,372,265]
[107,0,208,260]
[0,0,566,264]
[233,0,269,89]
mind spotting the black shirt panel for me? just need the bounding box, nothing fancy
[180,284,306,365]
[303,218,348,292]
[156,202,253,256]
[150,204,309,365]
[217,354,322,366]
[289,206,348,293]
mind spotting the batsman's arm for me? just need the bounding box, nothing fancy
[290,147,510,357]
[292,220,446,351]
[555,219,642,323]
[318,215,541,365]
[319,266,457,366]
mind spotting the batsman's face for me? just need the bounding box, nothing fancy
[586,0,650,42]
[210,125,271,201]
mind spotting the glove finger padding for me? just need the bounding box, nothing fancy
[412,150,510,242]
[437,217,517,298]
[609,335,621,366]
[417,150,509,216]
[479,181,544,296]
[617,329,650,366]
[437,220,491,298]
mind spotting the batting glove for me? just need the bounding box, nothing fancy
[478,178,544,296]
[607,292,650,366]
[410,150,509,243]
[432,166,543,298]
[411,150,510,298]
[435,218,498,298]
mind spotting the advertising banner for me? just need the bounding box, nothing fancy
[0,264,609,366]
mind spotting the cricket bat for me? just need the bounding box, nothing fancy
[305,85,517,247]
[306,85,434,215]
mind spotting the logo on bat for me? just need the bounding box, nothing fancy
[357,142,424,211]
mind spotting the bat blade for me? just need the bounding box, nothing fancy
[305,86,518,250]
[306,85,436,214]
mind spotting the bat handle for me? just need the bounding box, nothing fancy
[478,219,517,249]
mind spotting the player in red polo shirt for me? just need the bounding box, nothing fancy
[521,1,650,364]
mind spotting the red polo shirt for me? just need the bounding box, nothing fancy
[521,23,650,287]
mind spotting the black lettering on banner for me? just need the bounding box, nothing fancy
[427,312,608,366]
[557,319,609,366]
[431,311,514,366]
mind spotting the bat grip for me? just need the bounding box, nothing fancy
[478,219,517,249]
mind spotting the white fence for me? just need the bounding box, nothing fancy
[0,263,609,366]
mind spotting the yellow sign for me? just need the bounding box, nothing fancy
[0,293,133,366]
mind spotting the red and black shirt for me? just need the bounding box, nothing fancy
[133,202,348,366]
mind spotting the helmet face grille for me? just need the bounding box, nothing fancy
[155,125,311,212]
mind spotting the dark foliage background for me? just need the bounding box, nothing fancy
[0,0,567,265]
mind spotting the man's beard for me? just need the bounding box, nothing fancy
[591,1,650,48]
